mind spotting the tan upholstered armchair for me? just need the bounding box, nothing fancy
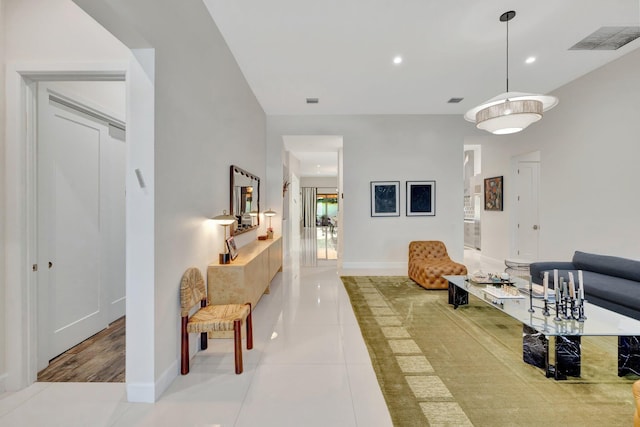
[408,241,467,289]
[634,380,640,427]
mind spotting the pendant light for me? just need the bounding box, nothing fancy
[464,11,558,135]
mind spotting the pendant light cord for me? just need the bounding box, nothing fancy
[506,16,509,92]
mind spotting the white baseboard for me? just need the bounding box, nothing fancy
[126,382,155,403]
[154,359,178,401]
[126,359,178,403]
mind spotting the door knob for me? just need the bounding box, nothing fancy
[533,225,539,230]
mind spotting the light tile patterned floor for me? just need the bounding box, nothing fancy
[0,246,491,426]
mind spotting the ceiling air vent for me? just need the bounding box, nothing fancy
[448,97,464,103]
[306,98,319,104]
[570,26,640,50]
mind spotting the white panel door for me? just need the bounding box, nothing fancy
[514,161,540,261]
[37,84,124,368]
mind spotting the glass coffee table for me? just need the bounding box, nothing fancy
[444,275,640,380]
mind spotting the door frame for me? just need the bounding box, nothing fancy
[509,151,541,260]
[4,64,128,390]
[6,57,157,401]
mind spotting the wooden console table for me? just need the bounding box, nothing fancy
[207,235,282,308]
[206,236,282,338]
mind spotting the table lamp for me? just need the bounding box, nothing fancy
[264,209,276,239]
[212,210,236,264]
[249,209,258,227]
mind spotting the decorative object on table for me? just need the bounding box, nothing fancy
[527,268,586,322]
[258,235,268,240]
[212,210,236,264]
[264,208,276,238]
[504,258,531,279]
[370,181,400,217]
[406,180,435,216]
[226,236,238,261]
[467,271,512,284]
[179,267,252,375]
[463,10,558,135]
[484,176,503,211]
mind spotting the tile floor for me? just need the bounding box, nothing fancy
[0,244,496,427]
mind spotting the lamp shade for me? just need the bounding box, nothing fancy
[464,92,558,135]
[249,210,258,217]
[264,209,276,217]
[212,210,236,225]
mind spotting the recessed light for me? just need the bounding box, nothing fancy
[525,56,536,64]
[393,56,403,65]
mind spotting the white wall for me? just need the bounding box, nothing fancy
[146,1,266,391]
[472,47,640,262]
[268,115,468,268]
[0,0,6,393]
[76,0,266,398]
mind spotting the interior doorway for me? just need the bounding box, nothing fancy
[35,80,126,382]
[512,152,541,261]
[315,191,338,260]
[463,145,482,250]
[282,135,343,267]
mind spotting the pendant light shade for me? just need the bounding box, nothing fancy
[464,11,558,135]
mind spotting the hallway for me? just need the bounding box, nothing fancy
[0,236,391,426]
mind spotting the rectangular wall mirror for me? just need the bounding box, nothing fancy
[230,165,260,235]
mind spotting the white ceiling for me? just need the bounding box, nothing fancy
[203,0,640,175]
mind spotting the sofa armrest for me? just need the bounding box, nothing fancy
[530,261,575,284]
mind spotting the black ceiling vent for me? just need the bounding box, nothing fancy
[306,98,319,104]
[448,97,464,103]
[570,26,640,50]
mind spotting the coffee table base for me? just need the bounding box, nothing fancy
[523,326,581,380]
[448,281,468,308]
[619,336,640,376]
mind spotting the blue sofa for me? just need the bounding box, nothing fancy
[530,251,640,321]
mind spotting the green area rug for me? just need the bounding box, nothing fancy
[341,276,637,427]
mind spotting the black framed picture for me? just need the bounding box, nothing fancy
[407,181,435,216]
[226,236,238,260]
[370,181,400,217]
[484,176,503,211]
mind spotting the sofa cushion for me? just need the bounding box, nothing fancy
[582,271,640,312]
[573,251,640,283]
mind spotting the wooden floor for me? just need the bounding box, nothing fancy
[37,317,125,383]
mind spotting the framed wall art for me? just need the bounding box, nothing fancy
[370,181,400,217]
[226,236,239,260]
[484,176,503,211]
[406,181,435,216]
